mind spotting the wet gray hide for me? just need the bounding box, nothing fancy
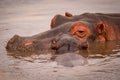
[55,52,88,67]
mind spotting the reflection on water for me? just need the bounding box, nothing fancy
[79,40,120,58]
[8,40,120,65]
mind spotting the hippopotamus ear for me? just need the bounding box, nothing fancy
[96,22,106,34]
[50,15,58,28]
[65,12,73,17]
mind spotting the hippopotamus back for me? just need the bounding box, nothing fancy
[55,52,88,67]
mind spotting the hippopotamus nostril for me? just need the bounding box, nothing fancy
[24,41,33,46]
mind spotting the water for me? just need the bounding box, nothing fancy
[0,0,120,80]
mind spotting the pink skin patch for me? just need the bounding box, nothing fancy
[24,41,33,46]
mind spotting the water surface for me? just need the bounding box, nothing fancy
[0,0,120,80]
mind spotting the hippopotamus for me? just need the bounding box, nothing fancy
[6,12,120,55]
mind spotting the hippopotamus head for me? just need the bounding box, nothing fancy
[6,21,89,56]
[6,21,97,55]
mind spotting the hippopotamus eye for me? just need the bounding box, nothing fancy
[76,30,86,38]
[78,30,84,34]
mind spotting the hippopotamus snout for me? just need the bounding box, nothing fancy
[6,35,51,54]
[6,35,24,52]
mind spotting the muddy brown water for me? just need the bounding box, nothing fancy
[0,0,120,80]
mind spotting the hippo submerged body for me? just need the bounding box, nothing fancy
[55,52,88,67]
[6,13,120,55]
